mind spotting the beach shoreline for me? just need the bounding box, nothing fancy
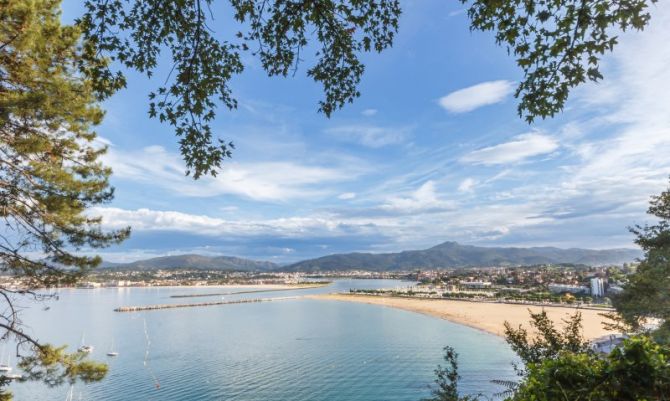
[308,293,616,340]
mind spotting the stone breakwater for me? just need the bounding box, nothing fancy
[114,296,299,312]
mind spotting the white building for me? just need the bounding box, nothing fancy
[548,284,589,294]
[460,281,492,289]
[590,278,605,297]
[76,282,101,289]
[103,280,130,287]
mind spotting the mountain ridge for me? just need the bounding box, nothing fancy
[280,241,642,272]
[101,241,642,272]
[101,254,279,271]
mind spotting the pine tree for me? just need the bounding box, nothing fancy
[0,0,129,398]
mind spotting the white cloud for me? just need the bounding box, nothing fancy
[326,125,409,148]
[338,192,356,200]
[536,3,670,226]
[461,133,559,165]
[439,80,514,113]
[104,145,364,201]
[458,178,477,192]
[361,109,378,117]
[93,207,350,237]
[91,3,670,259]
[381,181,455,213]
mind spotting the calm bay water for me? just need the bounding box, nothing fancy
[11,280,516,400]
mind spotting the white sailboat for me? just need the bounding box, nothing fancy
[0,347,12,373]
[0,352,22,380]
[78,333,94,353]
[106,339,118,357]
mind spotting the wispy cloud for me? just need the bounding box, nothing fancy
[90,3,670,262]
[326,125,409,148]
[104,145,365,201]
[338,192,356,200]
[361,109,378,117]
[460,133,559,165]
[448,9,465,17]
[544,4,670,227]
[439,80,514,113]
[93,207,346,237]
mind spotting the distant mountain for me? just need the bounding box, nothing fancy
[99,260,123,269]
[100,241,642,272]
[103,254,278,271]
[282,241,642,272]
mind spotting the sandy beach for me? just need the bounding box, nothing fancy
[310,294,615,340]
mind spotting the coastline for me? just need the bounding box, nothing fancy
[169,284,327,298]
[64,283,326,290]
[309,293,615,340]
[163,283,326,290]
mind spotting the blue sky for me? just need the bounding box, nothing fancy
[64,2,670,263]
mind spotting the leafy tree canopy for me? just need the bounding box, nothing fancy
[430,311,670,401]
[613,178,670,340]
[0,0,129,398]
[464,0,658,122]
[78,0,659,177]
[509,336,670,401]
[78,0,401,178]
[426,310,590,401]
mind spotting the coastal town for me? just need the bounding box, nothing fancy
[3,0,669,399]
[392,263,632,306]
[0,263,634,309]
[0,261,636,345]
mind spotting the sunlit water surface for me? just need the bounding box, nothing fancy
[11,280,516,400]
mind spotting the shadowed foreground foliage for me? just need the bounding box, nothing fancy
[510,336,670,401]
[428,313,670,401]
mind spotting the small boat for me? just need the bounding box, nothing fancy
[78,345,94,353]
[106,339,118,357]
[0,348,12,373]
[78,333,94,353]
